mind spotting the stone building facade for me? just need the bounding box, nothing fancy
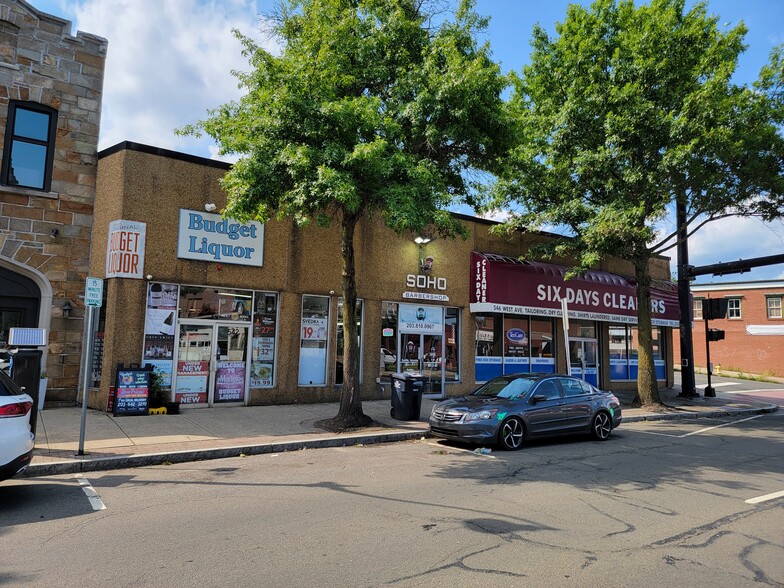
[0,0,106,402]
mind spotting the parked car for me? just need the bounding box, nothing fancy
[429,373,622,450]
[0,370,35,481]
[381,347,396,366]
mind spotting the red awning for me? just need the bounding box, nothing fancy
[470,252,680,327]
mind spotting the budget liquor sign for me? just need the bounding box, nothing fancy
[106,219,147,279]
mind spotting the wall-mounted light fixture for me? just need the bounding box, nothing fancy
[62,300,73,318]
[50,228,59,238]
[414,235,434,273]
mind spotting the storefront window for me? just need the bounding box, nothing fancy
[503,316,529,374]
[380,302,398,378]
[178,285,253,321]
[568,320,596,339]
[335,298,363,385]
[610,325,665,381]
[250,292,278,387]
[609,325,630,380]
[530,318,555,373]
[475,313,503,382]
[143,282,178,390]
[444,308,460,382]
[299,295,330,386]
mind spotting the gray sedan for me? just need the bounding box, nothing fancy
[429,374,622,450]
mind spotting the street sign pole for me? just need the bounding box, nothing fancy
[78,278,103,456]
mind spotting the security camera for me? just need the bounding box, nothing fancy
[329,290,335,295]
[146,274,153,280]
[204,203,217,212]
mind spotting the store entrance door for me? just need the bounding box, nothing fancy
[400,332,445,398]
[175,322,249,406]
[569,338,599,386]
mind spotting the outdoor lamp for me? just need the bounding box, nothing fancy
[62,300,73,318]
[414,235,432,245]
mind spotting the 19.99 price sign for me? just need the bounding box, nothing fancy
[301,317,327,341]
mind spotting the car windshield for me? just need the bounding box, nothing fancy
[471,377,535,400]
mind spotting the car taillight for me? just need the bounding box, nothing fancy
[0,401,32,417]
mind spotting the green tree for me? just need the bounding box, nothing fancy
[180,0,510,427]
[493,0,784,406]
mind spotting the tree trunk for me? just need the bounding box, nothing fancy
[333,211,371,427]
[634,259,662,406]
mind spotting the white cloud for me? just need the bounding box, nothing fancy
[71,0,278,159]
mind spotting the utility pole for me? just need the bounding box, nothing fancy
[676,196,698,398]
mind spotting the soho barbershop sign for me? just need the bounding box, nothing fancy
[177,209,264,267]
[403,274,449,302]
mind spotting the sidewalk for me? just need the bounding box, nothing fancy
[21,386,778,478]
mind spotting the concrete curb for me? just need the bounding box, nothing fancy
[20,404,777,478]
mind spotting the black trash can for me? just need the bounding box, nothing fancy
[389,372,426,421]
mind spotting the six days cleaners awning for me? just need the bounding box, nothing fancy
[470,252,680,327]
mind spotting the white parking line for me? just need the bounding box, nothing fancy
[745,490,784,504]
[705,383,742,388]
[680,414,764,437]
[722,389,782,395]
[629,414,765,438]
[75,474,107,511]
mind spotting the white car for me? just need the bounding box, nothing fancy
[0,370,35,481]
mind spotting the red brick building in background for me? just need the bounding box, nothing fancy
[673,280,784,378]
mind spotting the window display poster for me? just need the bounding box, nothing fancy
[175,360,209,403]
[144,334,174,360]
[215,361,246,402]
[398,303,444,334]
[145,309,176,336]
[147,282,178,310]
[144,360,173,387]
[251,337,275,387]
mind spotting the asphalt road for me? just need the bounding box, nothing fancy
[1,412,782,587]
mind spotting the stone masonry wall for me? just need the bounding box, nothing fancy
[0,0,106,401]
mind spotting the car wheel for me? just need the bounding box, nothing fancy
[592,411,612,440]
[498,417,525,451]
[390,407,395,418]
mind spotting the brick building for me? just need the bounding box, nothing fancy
[673,280,784,378]
[0,0,106,402]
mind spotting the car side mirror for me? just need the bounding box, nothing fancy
[530,394,547,404]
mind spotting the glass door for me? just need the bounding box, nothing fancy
[175,324,212,405]
[174,322,250,406]
[398,332,445,398]
[213,324,249,404]
[569,338,599,387]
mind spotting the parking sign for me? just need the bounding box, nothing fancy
[85,277,104,307]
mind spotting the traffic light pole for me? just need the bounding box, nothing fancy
[704,315,715,397]
[676,196,698,398]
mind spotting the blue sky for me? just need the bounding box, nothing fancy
[32,0,784,281]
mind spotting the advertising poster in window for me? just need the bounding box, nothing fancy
[251,305,277,387]
[215,361,246,402]
[143,282,177,389]
[398,303,444,334]
[175,360,209,403]
[106,219,146,279]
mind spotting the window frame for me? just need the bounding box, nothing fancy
[1,101,59,192]
[692,298,703,320]
[766,295,782,320]
[727,297,742,320]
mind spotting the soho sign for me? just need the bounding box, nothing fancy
[406,274,447,291]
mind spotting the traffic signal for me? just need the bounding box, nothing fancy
[703,298,729,320]
[707,329,725,342]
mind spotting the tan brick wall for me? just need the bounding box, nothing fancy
[89,146,675,409]
[673,283,784,377]
[0,0,106,401]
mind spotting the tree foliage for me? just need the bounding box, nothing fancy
[492,0,784,405]
[180,0,511,425]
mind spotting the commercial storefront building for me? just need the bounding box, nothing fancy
[85,141,677,411]
[674,280,784,378]
[0,0,106,402]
